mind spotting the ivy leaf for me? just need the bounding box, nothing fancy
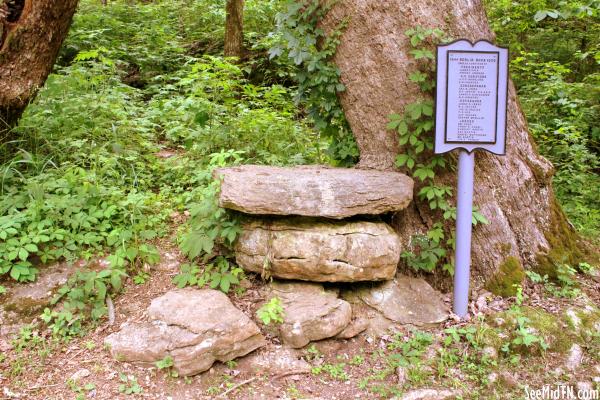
[422,102,433,116]
[386,120,400,130]
[395,154,409,167]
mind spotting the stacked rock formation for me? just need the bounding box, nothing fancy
[216,165,449,346]
[217,165,413,283]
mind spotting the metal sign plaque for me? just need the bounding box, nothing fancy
[435,39,509,155]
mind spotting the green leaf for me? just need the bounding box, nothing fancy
[398,120,408,135]
[96,281,107,301]
[386,120,400,130]
[422,103,433,116]
[395,154,409,167]
[194,111,210,127]
[24,243,38,253]
[220,277,231,293]
[126,247,138,263]
[18,248,29,261]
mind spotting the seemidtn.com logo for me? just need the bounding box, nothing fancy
[525,385,599,400]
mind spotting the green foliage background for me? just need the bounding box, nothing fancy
[0,0,597,329]
[486,0,600,237]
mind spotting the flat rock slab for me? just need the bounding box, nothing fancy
[2,261,72,316]
[215,165,413,219]
[105,289,265,376]
[1,261,75,337]
[235,218,400,282]
[268,281,352,348]
[342,276,449,333]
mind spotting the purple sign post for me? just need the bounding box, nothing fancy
[434,39,509,318]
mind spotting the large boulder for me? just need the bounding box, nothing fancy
[267,281,352,348]
[235,218,401,282]
[215,165,413,219]
[342,277,449,334]
[104,289,265,376]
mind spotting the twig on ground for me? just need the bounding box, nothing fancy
[65,348,86,363]
[217,377,257,398]
[25,383,60,391]
[273,370,311,380]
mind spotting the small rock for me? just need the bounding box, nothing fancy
[565,308,582,332]
[268,281,352,348]
[565,344,583,371]
[487,372,498,385]
[336,317,369,339]
[69,368,91,381]
[475,292,491,312]
[393,388,459,400]
[240,347,311,375]
[482,346,498,360]
[492,317,506,327]
[0,339,12,352]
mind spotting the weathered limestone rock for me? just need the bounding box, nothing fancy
[342,276,449,334]
[215,165,413,219]
[268,281,352,348]
[105,289,265,376]
[239,347,311,375]
[2,262,72,316]
[235,218,401,282]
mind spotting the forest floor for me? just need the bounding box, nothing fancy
[1,229,599,400]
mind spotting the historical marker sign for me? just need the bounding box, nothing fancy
[434,39,509,318]
[435,39,508,155]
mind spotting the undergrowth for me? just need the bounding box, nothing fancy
[0,0,324,334]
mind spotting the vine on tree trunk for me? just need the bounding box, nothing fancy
[388,27,489,275]
[269,0,358,166]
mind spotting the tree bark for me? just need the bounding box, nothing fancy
[0,0,79,139]
[320,0,587,287]
[224,0,244,59]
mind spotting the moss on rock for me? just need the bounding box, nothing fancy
[535,196,587,279]
[490,307,577,354]
[485,256,525,297]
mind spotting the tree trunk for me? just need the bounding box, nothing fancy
[224,0,244,59]
[320,0,587,287]
[0,0,78,139]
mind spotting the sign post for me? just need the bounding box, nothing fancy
[434,40,509,318]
